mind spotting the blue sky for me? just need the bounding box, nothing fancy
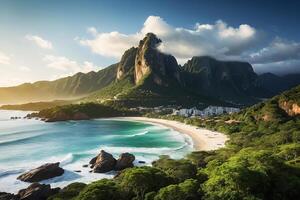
[0,0,300,86]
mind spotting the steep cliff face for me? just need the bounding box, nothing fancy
[182,56,269,103]
[279,101,300,116]
[116,47,137,80]
[134,33,181,85]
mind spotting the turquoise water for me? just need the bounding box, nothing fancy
[0,110,193,193]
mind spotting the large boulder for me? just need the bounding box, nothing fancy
[17,162,64,182]
[92,150,117,173]
[17,183,59,200]
[115,153,135,170]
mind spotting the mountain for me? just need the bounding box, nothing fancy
[181,56,271,104]
[1,32,300,107]
[0,64,118,104]
[256,73,300,95]
[84,34,298,106]
[83,33,223,108]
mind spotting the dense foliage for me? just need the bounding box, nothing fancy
[34,102,138,120]
[48,86,300,200]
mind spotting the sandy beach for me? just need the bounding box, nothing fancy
[118,117,228,151]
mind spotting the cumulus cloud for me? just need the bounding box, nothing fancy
[249,38,300,64]
[87,27,98,36]
[80,31,139,58]
[25,35,53,49]
[43,55,99,73]
[79,16,257,63]
[0,51,11,65]
[19,66,31,72]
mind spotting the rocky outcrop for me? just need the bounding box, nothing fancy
[0,192,18,200]
[45,112,90,122]
[279,101,300,116]
[17,183,59,200]
[134,33,181,85]
[115,153,135,170]
[117,47,137,80]
[89,150,135,172]
[17,162,64,182]
[91,150,117,173]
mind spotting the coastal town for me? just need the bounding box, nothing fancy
[130,105,240,118]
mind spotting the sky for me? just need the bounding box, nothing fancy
[0,0,300,87]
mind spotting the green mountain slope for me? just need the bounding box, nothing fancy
[0,63,118,104]
[45,85,300,200]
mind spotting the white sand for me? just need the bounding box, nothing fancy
[117,117,228,151]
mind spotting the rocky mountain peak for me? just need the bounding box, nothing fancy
[116,47,137,80]
[134,33,180,85]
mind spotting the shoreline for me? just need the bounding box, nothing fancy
[115,117,228,151]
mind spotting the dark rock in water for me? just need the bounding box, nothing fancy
[74,170,81,173]
[17,183,59,200]
[138,161,146,164]
[115,153,135,170]
[89,156,98,168]
[17,162,64,182]
[82,164,88,168]
[92,150,117,173]
[0,192,18,200]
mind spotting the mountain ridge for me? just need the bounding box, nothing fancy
[1,33,300,106]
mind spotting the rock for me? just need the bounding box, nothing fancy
[89,156,98,168]
[74,170,81,173]
[116,47,138,80]
[82,164,88,168]
[17,162,64,182]
[72,112,90,120]
[17,183,59,200]
[92,150,117,173]
[115,153,135,170]
[279,101,300,116]
[134,33,181,85]
[138,161,146,164]
[0,192,18,200]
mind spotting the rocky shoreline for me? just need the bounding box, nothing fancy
[0,150,137,200]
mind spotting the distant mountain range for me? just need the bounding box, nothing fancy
[1,33,300,106]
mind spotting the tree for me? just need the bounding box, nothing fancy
[154,179,200,200]
[76,179,125,200]
[117,166,171,200]
[152,156,197,183]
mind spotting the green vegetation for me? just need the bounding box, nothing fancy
[48,182,86,200]
[46,85,300,200]
[34,102,138,120]
[0,100,72,111]
[0,64,118,104]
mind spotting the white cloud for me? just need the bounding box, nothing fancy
[25,35,53,49]
[253,60,300,75]
[80,31,139,58]
[79,16,257,63]
[249,38,300,64]
[43,55,100,73]
[0,51,11,65]
[87,27,98,36]
[19,66,31,72]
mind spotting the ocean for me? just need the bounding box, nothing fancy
[0,110,193,193]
